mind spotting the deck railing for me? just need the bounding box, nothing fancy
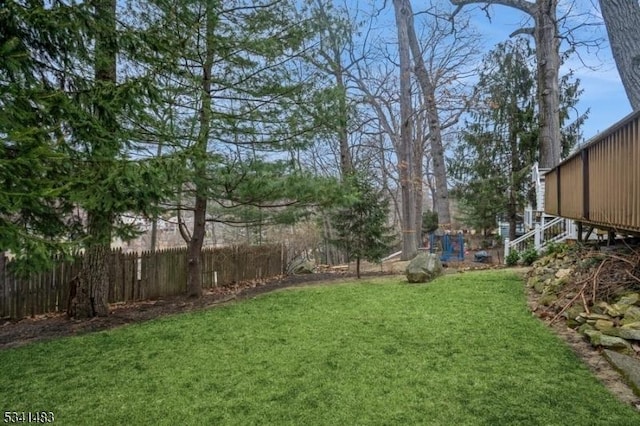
[545,110,640,234]
[504,217,572,262]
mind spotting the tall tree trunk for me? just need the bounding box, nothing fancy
[394,0,418,260]
[533,0,560,168]
[71,0,117,318]
[424,85,451,225]
[336,67,353,177]
[599,0,640,111]
[413,113,426,246]
[186,1,216,298]
[414,149,424,247]
[450,0,561,168]
[403,0,451,225]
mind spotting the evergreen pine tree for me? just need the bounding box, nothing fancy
[450,39,587,238]
[331,174,395,278]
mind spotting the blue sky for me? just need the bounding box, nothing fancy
[460,2,631,141]
[356,0,630,142]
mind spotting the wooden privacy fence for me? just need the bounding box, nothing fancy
[0,244,286,320]
[545,109,640,234]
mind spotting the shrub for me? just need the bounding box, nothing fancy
[521,247,539,266]
[506,250,520,266]
[544,241,569,256]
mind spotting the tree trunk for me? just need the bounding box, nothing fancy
[78,243,110,317]
[599,0,640,111]
[424,85,451,225]
[414,149,424,247]
[70,215,111,318]
[70,0,117,318]
[336,66,353,177]
[356,256,361,279]
[185,1,216,298]
[450,0,561,168]
[533,0,560,168]
[187,195,206,297]
[394,0,418,260]
[403,0,451,225]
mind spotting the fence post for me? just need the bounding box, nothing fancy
[504,238,510,264]
[534,223,542,251]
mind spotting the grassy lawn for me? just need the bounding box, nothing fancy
[1,270,638,425]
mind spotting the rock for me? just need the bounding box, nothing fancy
[606,328,640,341]
[590,304,605,315]
[288,260,314,275]
[603,350,640,396]
[583,328,600,341]
[544,278,566,294]
[587,331,633,352]
[405,253,443,283]
[611,303,632,316]
[577,323,595,335]
[564,304,584,321]
[555,268,572,279]
[619,328,640,341]
[594,319,615,331]
[533,278,546,294]
[527,275,539,289]
[608,294,640,318]
[618,293,640,306]
[597,302,623,317]
[621,322,640,330]
[621,306,640,325]
[581,313,614,321]
[573,315,587,325]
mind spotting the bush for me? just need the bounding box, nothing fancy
[506,250,520,266]
[520,247,539,266]
[544,241,569,256]
[422,210,439,234]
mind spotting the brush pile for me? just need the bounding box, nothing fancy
[527,243,640,356]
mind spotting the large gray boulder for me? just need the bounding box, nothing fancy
[405,253,443,283]
[288,259,314,275]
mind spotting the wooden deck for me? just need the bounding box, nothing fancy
[545,109,640,234]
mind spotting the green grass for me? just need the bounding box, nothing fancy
[1,270,638,425]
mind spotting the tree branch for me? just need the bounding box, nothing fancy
[510,27,535,37]
[449,0,535,16]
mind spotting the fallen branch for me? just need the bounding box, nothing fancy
[592,258,607,305]
[551,281,589,324]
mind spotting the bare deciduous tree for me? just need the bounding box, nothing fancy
[400,1,481,227]
[394,0,419,259]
